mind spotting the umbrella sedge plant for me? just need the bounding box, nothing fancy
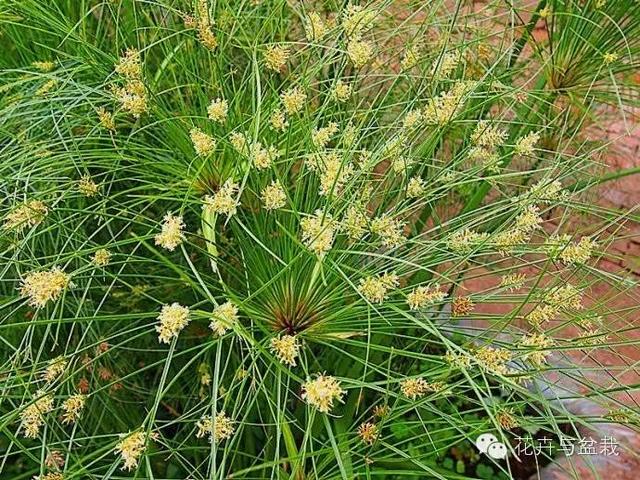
[0,0,639,479]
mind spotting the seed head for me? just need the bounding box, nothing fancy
[264,44,290,72]
[357,422,379,445]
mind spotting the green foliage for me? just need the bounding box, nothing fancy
[1,0,639,479]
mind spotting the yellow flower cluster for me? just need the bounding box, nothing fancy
[264,44,290,72]
[401,45,420,70]
[280,86,307,115]
[261,181,287,210]
[312,122,339,149]
[269,108,288,131]
[473,346,512,376]
[357,422,379,445]
[407,285,447,310]
[514,131,541,156]
[210,301,238,336]
[4,199,49,231]
[250,142,279,170]
[20,390,54,438]
[447,228,489,254]
[519,333,554,367]
[78,176,99,197]
[400,377,429,400]
[42,356,67,382]
[32,60,56,72]
[423,81,474,125]
[195,0,217,49]
[154,213,185,251]
[341,205,368,240]
[304,12,328,42]
[61,394,86,425]
[92,248,112,267]
[112,49,147,117]
[431,52,461,79]
[331,80,352,102]
[301,210,336,256]
[496,409,519,430]
[115,431,146,471]
[203,179,239,217]
[196,411,235,442]
[316,152,354,197]
[347,39,373,68]
[493,205,542,254]
[190,127,216,156]
[20,267,71,308]
[342,2,376,39]
[97,107,116,130]
[156,302,190,344]
[370,215,406,248]
[499,273,527,292]
[358,273,398,304]
[406,176,426,198]
[445,350,472,369]
[207,97,228,123]
[35,473,64,480]
[545,234,596,265]
[301,374,345,413]
[270,334,300,366]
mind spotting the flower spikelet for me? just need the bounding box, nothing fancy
[19,390,54,438]
[473,346,512,376]
[4,200,49,231]
[210,301,238,336]
[92,248,112,267]
[42,356,67,382]
[347,40,373,68]
[357,422,379,445]
[407,285,447,310]
[207,98,228,123]
[154,213,185,251]
[156,303,190,344]
[358,273,398,304]
[190,127,216,156]
[400,377,429,400]
[196,411,235,442]
[304,12,328,42]
[370,215,406,248]
[78,176,100,197]
[203,180,239,217]
[115,431,146,471]
[270,334,300,366]
[301,210,336,256]
[264,44,290,72]
[280,86,307,115]
[261,181,287,210]
[301,374,345,413]
[20,267,71,308]
[61,394,86,425]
